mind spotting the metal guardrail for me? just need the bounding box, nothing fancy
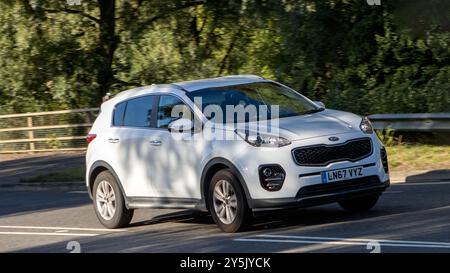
[368,113,450,132]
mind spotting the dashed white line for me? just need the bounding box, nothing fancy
[0,231,98,237]
[234,234,450,249]
[0,225,126,232]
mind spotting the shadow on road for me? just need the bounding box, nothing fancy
[405,169,450,183]
[9,183,450,252]
[0,190,91,217]
[0,152,85,185]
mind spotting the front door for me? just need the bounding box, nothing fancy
[149,95,204,199]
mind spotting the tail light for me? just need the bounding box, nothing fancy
[86,134,97,144]
[380,147,389,174]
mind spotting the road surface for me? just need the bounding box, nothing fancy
[1,180,450,253]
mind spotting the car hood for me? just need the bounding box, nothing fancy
[228,109,364,141]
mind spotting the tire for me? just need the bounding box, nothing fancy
[338,194,379,212]
[93,170,134,228]
[208,169,252,233]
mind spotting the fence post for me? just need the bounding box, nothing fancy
[26,115,35,153]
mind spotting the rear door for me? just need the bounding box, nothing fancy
[112,95,158,197]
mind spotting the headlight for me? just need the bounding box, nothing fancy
[235,130,291,147]
[360,116,374,134]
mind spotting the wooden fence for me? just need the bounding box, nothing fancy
[0,108,99,153]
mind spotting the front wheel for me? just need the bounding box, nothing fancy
[208,169,252,233]
[93,170,134,228]
[338,194,379,212]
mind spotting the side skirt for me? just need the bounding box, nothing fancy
[126,197,207,211]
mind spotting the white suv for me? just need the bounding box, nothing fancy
[86,75,390,232]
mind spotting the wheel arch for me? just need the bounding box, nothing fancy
[88,161,128,207]
[200,157,254,210]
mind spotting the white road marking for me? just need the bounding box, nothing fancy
[234,234,450,249]
[0,225,126,232]
[0,231,98,237]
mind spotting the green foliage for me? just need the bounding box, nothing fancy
[0,0,449,114]
[376,128,403,147]
[46,133,62,149]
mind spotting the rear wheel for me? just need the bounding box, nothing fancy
[93,171,134,228]
[208,169,251,233]
[338,194,379,212]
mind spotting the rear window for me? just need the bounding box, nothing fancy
[122,96,155,127]
[112,101,126,126]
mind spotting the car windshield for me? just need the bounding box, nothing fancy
[186,82,321,123]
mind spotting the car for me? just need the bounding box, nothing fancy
[85,75,390,233]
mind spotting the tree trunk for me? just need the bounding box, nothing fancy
[96,0,117,104]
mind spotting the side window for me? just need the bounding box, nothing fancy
[157,95,191,128]
[123,95,155,127]
[112,101,127,126]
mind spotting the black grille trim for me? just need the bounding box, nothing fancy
[296,175,381,200]
[292,138,373,166]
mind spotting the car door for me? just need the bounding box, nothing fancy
[113,95,158,197]
[148,94,205,199]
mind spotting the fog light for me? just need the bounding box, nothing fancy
[262,167,273,177]
[258,164,286,191]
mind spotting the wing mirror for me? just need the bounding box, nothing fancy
[314,101,325,108]
[168,118,194,133]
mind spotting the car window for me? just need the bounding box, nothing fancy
[112,101,127,126]
[157,95,191,128]
[123,95,155,127]
[187,82,318,123]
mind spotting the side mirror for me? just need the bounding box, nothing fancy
[168,118,193,133]
[314,101,325,108]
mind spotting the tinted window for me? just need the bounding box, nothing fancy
[112,101,126,126]
[157,95,191,128]
[123,96,155,127]
[186,82,319,123]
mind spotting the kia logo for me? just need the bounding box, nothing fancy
[328,136,339,142]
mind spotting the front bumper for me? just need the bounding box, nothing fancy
[250,175,390,212]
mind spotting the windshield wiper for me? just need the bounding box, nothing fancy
[302,108,325,115]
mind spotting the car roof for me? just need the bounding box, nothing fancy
[107,75,268,105]
[171,75,267,92]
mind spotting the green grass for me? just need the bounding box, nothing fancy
[20,167,85,183]
[387,145,450,171]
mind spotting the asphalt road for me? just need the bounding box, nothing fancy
[1,180,450,253]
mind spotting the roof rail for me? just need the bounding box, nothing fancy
[219,74,265,80]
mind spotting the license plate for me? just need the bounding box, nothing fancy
[321,166,364,183]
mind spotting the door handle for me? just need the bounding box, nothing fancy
[149,140,162,146]
[108,138,120,143]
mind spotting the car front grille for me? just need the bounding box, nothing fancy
[292,138,372,166]
[296,175,381,199]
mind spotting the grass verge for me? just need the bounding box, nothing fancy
[387,145,450,172]
[20,166,85,183]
